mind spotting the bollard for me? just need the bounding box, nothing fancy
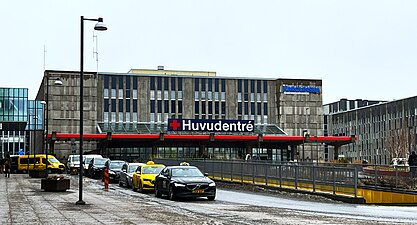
[103,167,109,191]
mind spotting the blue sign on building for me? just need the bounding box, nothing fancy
[282,85,321,93]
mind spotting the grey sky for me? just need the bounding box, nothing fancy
[1,0,417,103]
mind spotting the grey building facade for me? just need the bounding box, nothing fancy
[324,98,417,164]
[37,68,323,161]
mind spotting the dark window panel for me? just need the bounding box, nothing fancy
[201,79,206,91]
[221,79,226,92]
[171,78,176,90]
[244,102,249,115]
[238,102,242,114]
[111,99,116,112]
[264,103,268,115]
[164,77,169,90]
[126,99,130,112]
[238,80,242,92]
[178,101,182,113]
[178,78,182,91]
[150,100,155,113]
[257,80,261,93]
[244,80,249,93]
[133,77,138,89]
[111,76,117,89]
[119,99,123,112]
[126,76,131,89]
[157,100,162,113]
[208,79,212,91]
[221,102,226,114]
[164,100,169,113]
[195,101,199,114]
[104,75,109,89]
[250,80,255,93]
[202,101,206,114]
[251,102,255,114]
[208,101,213,114]
[150,77,155,90]
[157,77,162,90]
[215,79,219,92]
[257,102,261,115]
[133,100,138,112]
[263,80,268,93]
[171,100,176,113]
[194,79,199,91]
[104,99,109,112]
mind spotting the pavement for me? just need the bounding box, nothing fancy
[0,173,167,225]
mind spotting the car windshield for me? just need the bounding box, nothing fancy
[72,156,80,162]
[94,158,108,166]
[48,157,59,163]
[110,161,124,169]
[143,166,164,174]
[171,167,204,177]
[128,165,139,173]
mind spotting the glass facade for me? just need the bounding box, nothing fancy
[0,88,29,158]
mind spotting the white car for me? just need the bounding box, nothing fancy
[67,155,81,174]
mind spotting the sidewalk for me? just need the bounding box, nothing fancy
[0,174,165,225]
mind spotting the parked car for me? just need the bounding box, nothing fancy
[119,162,144,188]
[82,154,103,176]
[132,161,165,193]
[87,157,109,178]
[153,165,216,200]
[104,160,126,182]
[67,155,81,174]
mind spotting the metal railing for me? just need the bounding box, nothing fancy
[155,158,360,197]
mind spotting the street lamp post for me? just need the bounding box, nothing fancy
[44,77,62,178]
[302,129,308,161]
[77,16,107,206]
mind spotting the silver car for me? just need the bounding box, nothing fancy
[119,162,144,188]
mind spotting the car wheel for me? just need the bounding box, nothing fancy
[168,186,176,200]
[138,181,144,193]
[207,195,215,201]
[154,184,162,198]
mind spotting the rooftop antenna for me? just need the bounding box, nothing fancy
[93,32,99,75]
[43,45,47,70]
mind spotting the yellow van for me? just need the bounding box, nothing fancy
[18,154,66,174]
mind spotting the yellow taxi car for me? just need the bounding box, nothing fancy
[132,161,165,193]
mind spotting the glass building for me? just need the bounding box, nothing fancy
[0,88,44,158]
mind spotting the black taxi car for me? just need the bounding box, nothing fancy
[153,165,216,201]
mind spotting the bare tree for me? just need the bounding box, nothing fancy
[384,118,415,159]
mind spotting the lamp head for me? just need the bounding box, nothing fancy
[94,18,107,31]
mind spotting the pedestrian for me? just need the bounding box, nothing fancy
[4,155,11,178]
[408,151,417,178]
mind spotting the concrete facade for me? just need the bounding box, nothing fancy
[36,69,323,161]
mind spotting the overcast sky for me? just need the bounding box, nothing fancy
[1,0,417,104]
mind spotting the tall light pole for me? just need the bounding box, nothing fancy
[44,77,62,178]
[77,16,107,206]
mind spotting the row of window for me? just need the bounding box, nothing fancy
[150,77,183,91]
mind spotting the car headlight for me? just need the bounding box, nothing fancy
[209,182,216,187]
[174,183,186,187]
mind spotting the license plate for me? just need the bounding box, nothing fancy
[192,189,204,194]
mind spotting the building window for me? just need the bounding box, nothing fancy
[201,79,206,91]
[202,102,206,114]
[195,101,199,114]
[164,91,169,100]
[133,90,138,99]
[104,75,109,88]
[111,99,116,112]
[104,112,109,122]
[133,100,137,112]
[164,100,169,113]
[111,89,116,99]
[238,102,242,114]
[157,100,162,113]
[178,91,182,100]
[104,99,109,112]
[118,89,123,99]
[194,91,199,99]
[119,99,123,112]
[215,79,219,92]
[178,78,182,91]
[150,100,155,113]
[178,101,182,114]
[126,99,130,112]
[164,78,169,90]
[195,79,199,91]
[150,77,155,90]
[157,77,162,90]
[171,100,176,113]
[208,79,212,91]
[221,102,226,114]
[221,79,226,92]
[264,103,268,115]
[104,89,109,98]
